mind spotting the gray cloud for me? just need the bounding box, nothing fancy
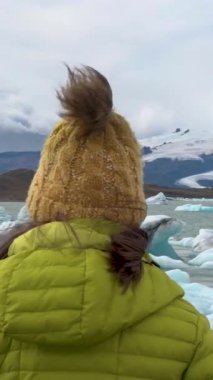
[0,88,56,133]
[0,0,213,140]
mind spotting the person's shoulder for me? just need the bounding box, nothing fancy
[173,297,209,326]
[161,296,210,342]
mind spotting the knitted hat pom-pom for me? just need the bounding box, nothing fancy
[57,65,113,135]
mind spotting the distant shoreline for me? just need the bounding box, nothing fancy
[0,169,212,202]
[144,184,213,199]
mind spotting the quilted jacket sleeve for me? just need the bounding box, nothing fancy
[0,259,13,369]
[183,314,213,380]
[0,332,11,369]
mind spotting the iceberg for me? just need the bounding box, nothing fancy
[142,215,184,259]
[0,205,30,235]
[146,192,168,205]
[166,270,213,328]
[175,204,213,212]
[183,283,213,329]
[201,262,213,269]
[0,221,18,232]
[166,269,190,283]
[189,249,213,267]
[170,229,213,253]
[192,229,213,252]
[169,236,194,248]
[151,255,188,269]
[17,205,30,222]
[0,206,12,223]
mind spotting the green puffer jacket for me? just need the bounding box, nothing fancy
[0,219,212,380]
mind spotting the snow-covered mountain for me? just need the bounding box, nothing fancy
[0,128,212,189]
[140,128,213,188]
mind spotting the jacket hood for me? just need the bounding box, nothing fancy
[0,219,183,347]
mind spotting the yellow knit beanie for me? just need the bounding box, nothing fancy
[27,66,147,226]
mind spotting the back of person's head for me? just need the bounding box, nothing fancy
[27,66,147,226]
[0,66,151,289]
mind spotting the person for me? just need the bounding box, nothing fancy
[0,66,212,380]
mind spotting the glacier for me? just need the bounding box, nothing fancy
[177,170,213,189]
[140,128,213,162]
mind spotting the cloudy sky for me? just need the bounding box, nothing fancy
[0,0,213,145]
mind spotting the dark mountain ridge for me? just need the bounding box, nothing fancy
[0,169,212,202]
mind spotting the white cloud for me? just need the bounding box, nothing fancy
[0,0,213,141]
[135,104,175,137]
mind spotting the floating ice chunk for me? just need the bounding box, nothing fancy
[182,283,213,319]
[142,215,171,226]
[171,229,213,254]
[0,207,12,223]
[142,215,184,240]
[166,272,213,328]
[174,197,213,202]
[175,204,213,212]
[17,205,30,222]
[166,269,190,283]
[193,229,213,252]
[189,249,213,266]
[146,192,168,205]
[0,221,18,232]
[150,254,188,269]
[169,237,194,248]
[0,206,30,234]
[142,215,184,259]
[201,262,213,269]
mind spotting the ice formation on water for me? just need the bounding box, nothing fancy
[169,236,194,248]
[192,229,213,252]
[0,205,30,233]
[0,207,12,223]
[174,197,213,202]
[166,269,190,283]
[146,192,168,205]
[142,215,184,259]
[175,204,213,212]
[151,255,188,269]
[0,221,17,232]
[171,229,213,253]
[17,205,30,222]
[189,249,213,267]
[166,270,213,329]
